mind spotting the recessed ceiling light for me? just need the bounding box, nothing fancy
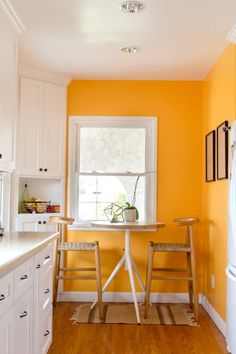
[226,25,236,43]
[119,1,145,13]
[121,46,139,53]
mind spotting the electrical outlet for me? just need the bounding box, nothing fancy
[211,274,215,289]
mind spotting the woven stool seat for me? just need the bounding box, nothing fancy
[58,242,97,251]
[153,243,191,252]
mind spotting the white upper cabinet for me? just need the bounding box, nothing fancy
[18,77,66,177]
[0,10,17,171]
[18,78,44,176]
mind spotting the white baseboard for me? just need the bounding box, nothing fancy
[201,295,226,336]
[58,291,225,336]
[58,291,199,304]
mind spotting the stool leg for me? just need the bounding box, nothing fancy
[144,242,154,319]
[189,225,198,321]
[94,242,103,320]
[186,253,193,306]
[53,248,61,306]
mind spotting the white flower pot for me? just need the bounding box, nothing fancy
[124,209,136,222]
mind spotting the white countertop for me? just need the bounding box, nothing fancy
[0,231,59,277]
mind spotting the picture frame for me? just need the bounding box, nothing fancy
[217,120,228,180]
[205,130,215,182]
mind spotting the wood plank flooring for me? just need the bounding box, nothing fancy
[48,303,228,354]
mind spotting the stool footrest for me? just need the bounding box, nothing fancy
[57,275,97,280]
[152,275,193,281]
[60,267,96,272]
[152,267,189,272]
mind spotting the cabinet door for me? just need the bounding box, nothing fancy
[0,11,17,171]
[18,78,44,175]
[17,219,38,232]
[43,83,66,177]
[0,310,12,354]
[12,287,33,354]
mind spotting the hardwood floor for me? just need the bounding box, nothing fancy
[48,303,228,354]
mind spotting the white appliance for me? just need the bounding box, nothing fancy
[226,121,236,354]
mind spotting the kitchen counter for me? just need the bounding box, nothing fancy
[0,231,58,277]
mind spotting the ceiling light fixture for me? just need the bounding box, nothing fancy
[119,1,145,13]
[226,25,236,43]
[121,46,139,53]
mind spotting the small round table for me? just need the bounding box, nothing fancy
[91,221,165,324]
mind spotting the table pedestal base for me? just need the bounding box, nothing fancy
[91,230,145,324]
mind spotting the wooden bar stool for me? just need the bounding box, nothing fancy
[50,216,103,319]
[144,217,199,321]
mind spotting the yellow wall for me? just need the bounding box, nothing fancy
[66,81,203,293]
[202,44,236,320]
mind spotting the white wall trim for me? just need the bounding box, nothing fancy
[0,0,25,34]
[58,291,199,304]
[19,65,71,86]
[58,291,226,336]
[201,295,226,336]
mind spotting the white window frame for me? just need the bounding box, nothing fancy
[68,116,157,230]
[0,172,11,231]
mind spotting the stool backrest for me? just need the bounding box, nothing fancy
[49,216,74,242]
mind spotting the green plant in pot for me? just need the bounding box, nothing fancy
[123,202,139,222]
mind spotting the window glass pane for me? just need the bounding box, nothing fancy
[77,175,145,221]
[79,128,145,173]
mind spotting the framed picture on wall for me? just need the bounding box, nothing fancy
[217,120,228,180]
[205,130,215,182]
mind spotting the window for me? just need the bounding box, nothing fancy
[68,116,157,228]
[0,172,10,230]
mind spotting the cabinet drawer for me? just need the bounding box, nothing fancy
[34,242,54,276]
[14,258,33,301]
[40,266,53,314]
[0,272,13,317]
[40,306,52,354]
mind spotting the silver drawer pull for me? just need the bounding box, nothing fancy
[45,255,50,260]
[0,294,5,301]
[44,288,50,294]
[36,264,41,269]
[20,311,28,318]
[44,330,50,337]
[20,274,28,280]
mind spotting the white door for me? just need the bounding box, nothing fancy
[12,287,33,354]
[43,83,66,177]
[0,11,17,171]
[0,310,12,354]
[18,78,44,176]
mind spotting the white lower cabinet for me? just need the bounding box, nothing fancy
[0,310,12,354]
[0,241,55,354]
[40,306,53,354]
[12,287,33,354]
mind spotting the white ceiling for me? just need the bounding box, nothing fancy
[10,0,236,80]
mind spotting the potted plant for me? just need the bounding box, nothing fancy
[123,202,139,222]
